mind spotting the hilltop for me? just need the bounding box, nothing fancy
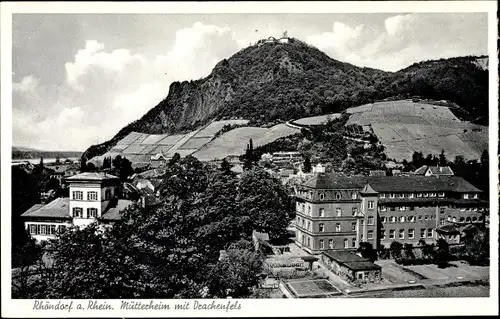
[12,146,82,160]
[83,37,488,160]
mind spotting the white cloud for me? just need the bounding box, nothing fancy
[384,14,415,37]
[13,22,245,151]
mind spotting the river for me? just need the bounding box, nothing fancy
[11,157,80,165]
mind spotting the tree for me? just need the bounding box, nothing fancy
[86,162,97,172]
[119,157,134,182]
[112,155,123,169]
[419,239,435,261]
[55,157,61,165]
[403,243,415,261]
[168,153,181,166]
[439,149,447,166]
[219,158,232,175]
[357,242,377,262]
[239,168,293,240]
[45,177,60,191]
[242,139,257,171]
[303,153,312,173]
[80,156,88,173]
[102,156,111,169]
[435,238,450,268]
[389,241,403,260]
[206,240,263,298]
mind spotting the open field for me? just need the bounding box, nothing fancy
[293,113,341,125]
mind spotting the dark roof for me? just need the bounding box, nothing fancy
[367,176,481,193]
[322,250,381,271]
[343,261,382,271]
[322,250,368,263]
[66,172,119,181]
[99,200,133,221]
[303,173,367,189]
[369,170,386,177]
[436,224,460,234]
[21,198,71,219]
[360,183,378,195]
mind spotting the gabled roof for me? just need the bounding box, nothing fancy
[302,173,367,190]
[436,224,460,234]
[414,165,454,176]
[66,172,119,181]
[360,183,378,195]
[21,198,71,219]
[367,176,481,193]
[322,250,367,263]
[413,165,429,175]
[100,199,134,221]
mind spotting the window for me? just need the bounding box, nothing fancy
[408,216,415,223]
[381,230,386,240]
[308,206,311,215]
[87,191,98,201]
[427,228,433,238]
[408,193,414,198]
[379,193,386,198]
[424,215,429,220]
[73,207,83,218]
[368,201,374,210]
[40,225,47,235]
[399,216,405,223]
[351,192,357,200]
[465,217,471,222]
[431,215,436,220]
[319,193,325,200]
[447,215,451,222]
[88,208,98,218]
[416,193,423,198]
[380,206,386,212]
[429,193,436,197]
[440,207,445,214]
[319,223,324,232]
[420,228,426,238]
[336,208,342,216]
[361,219,364,226]
[319,208,324,217]
[399,193,404,198]
[399,206,406,211]
[389,230,395,239]
[328,239,334,249]
[453,216,457,222]
[423,193,429,197]
[460,207,466,212]
[472,216,477,222]
[352,239,356,248]
[438,192,445,197]
[335,193,341,200]
[418,215,423,221]
[29,224,37,235]
[389,216,396,223]
[408,229,415,239]
[307,237,311,247]
[368,216,374,225]
[58,225,66,233]
[463,194,469,199]
[473,194,478,199]
[319,240,324,249]
[336,223,341,232]
[351,222,356,231]
[398,229,405,239]
[390,193,396,198]
[344,239,349,248]
[307,221,311,230]
[352,208,358,216]
[409,206,415,211]
[72,191,83,200]
[390,206,396,211]
[459,217,465,222]
[368,230,374,240]
[440,218,445,226]
[105,189,112,200]
[382,216,387,223]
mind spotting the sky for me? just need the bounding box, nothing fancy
[12,13,488,151]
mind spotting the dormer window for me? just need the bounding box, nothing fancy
[429,193,436,197]
[423,193,429,197]
[379,193,386,198]
[473,194,478,199]
[390,193,396,198]
[351,192,357,200]
[408,193,414,198]
[335,192,341,200]
[416,193,422,198]
[398,193,404,198]
[319,193,325,200]
[463,194,469,199]
[438,192,445,197]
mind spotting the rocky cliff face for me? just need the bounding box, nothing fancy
[83,37,488,160]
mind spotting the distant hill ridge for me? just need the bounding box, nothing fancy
[83,37,488,160]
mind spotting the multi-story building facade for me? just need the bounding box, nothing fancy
[21,172,133,242]
[294,172,488,254]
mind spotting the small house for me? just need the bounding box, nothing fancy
[321,250,382,284]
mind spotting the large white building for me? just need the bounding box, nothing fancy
[21,172,133,242]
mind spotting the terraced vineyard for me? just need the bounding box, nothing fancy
[345,100,488,161]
